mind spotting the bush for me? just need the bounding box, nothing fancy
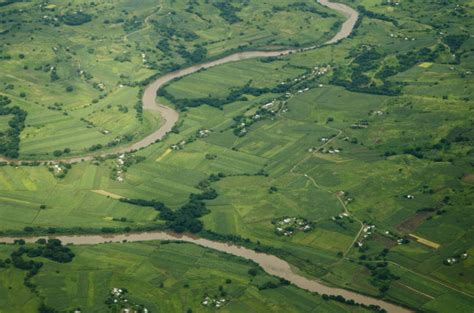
[62,12,92,26]
[248,268,258,276]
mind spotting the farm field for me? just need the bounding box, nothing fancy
[0,0,341,158]
[0,241,373,313]
[0,0,473,312]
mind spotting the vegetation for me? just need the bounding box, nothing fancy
[0,95,27,158]
[0,0,473,312]
[0,0,339,158]
[0,242,374,313]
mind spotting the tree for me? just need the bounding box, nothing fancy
[248,268,258,276]
[38,303,58,313]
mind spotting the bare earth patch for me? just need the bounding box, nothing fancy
[91,190,124,200]
[462,174,474,184]
[396,211,434,233]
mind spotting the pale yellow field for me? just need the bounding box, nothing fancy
[91,190,124,200]
[410,233,440,249]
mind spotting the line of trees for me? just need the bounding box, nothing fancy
[0,95,27,158]
[158,79,296,111]
[121,174,224,233]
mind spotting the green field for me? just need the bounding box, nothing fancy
[0,241,373,313]
[0,0,341,158]
[0,0,473,312]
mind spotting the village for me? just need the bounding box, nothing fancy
[111,153,146,182]
[48,162,71,178]
[272,216,312,237]
[444,252,468,266]
[201,295,229,309]
[106,288,149,313]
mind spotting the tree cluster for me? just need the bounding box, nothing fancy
[121,174,224,233]
[62,12,92,26]
[0,95,27,158]
[213,2,243,24]
[158,79,295,111]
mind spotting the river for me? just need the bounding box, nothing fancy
[0,0,358,164]
[0,231,411,313]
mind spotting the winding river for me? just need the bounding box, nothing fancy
[0,2,412,313]
[0,231,410,313]
[0,0,357,164]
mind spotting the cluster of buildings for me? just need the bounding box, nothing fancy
[312,65,330,77]
[114,154,126,182]
[50,164,64,175]
[445,252,468,266]
[197,129,210,138]
[332,212,350,221]
[320,147,341,154]
[171,140,187,150]
[202,296,227,308]
[261,100,287,114]
[389,33,416,41]
[274,217,312,237]
[356,224,376,247]
[109,288,149,313]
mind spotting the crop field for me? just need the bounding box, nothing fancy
[0,241,373,313]
[0,0,341,158]
[0,0,473,312]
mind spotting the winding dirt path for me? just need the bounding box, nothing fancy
[0,0,358,164]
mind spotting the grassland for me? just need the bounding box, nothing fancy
[0,241,374,313]
[0,0,473,312]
